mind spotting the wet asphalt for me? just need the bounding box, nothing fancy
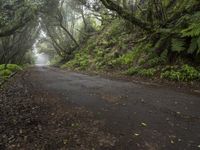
[25,66,200,150]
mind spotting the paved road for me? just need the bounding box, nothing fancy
[25,67,200,150]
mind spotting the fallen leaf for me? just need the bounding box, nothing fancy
[141,122,147,127]
[63,139,68,145]
[171,140,174,144]
[134,133,140,137]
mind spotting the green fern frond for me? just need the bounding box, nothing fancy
[188,38,198,54]
[181,22,200,37]
[171,38,186,53]
[197,36,200,54]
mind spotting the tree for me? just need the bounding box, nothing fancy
[0,0,43,37]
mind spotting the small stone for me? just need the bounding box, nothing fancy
[141,99,145,103]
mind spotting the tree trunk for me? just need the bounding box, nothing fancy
[99,0,152,31]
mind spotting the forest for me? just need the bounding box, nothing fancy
[0,0,200,82]
[0,0,200,149]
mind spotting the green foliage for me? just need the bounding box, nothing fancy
[0,69,12,79]
[161,64,200,81]
[106,19,124,37]
[147,57,165,67]
[116,51,135,65]
[138,68,157,77]
[125,67,140,75]
[180,12,200,54]
[0,64,22,80]
[0,64,22,72]
[0,65,5,71]
[146,50,168,67]
[50,56,62,65]
[61,53,89,70]
[115,45,142,65]
[188,37,200,55]
[7,64,22,72]
[181,11,200,38]
[181,22,200,37]
[171,38,186,53]
[125,67,157,77]
[60,14,200,83]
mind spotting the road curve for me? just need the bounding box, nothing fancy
[21,67,200,150]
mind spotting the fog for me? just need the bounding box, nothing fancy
[35,53,49,66]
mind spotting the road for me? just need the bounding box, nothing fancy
[2,66,200,150]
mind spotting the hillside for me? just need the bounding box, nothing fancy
[61,18,200,83]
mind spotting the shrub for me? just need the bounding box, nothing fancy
[0,65,5,71]
[161,64,200,81]
[125,67,157,77]
[0,64,22,72]
[181,65,200,81]
[7,64,22,72]
[138,68,157,77]
[0,69,12,79]
[125,67,140,75]
[147,57,165,67]
[116,48,141,65]
[161,70,183,81]
[61,53,89,70]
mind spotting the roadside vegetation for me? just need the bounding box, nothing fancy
[61,13,200,82]
[0,64,22,81]
[0,0,200,83]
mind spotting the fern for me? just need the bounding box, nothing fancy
[171,38,186,53]
[188,38,198,54]
[188,37,200,54]
[197,37,200,54]
[181,12,200,37]
[181,22,200,37]
[180,12,200,54]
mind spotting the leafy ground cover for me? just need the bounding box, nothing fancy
[61,19,200,83]
[0,64,22,81]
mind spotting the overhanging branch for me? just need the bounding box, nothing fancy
[99,0,152,31]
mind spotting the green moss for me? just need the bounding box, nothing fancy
[0,64,22,72]
[0,69,12,79]
[7,64,22,72]
[0,65,5,71]
[0,64,22,80]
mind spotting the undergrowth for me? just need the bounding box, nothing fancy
[61,18,200,82]
[161,65,200,81]
[0,64,22,80]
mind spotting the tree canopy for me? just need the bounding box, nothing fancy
[0,0,200,66]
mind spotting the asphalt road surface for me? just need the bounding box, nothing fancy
[3,66,200,150]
